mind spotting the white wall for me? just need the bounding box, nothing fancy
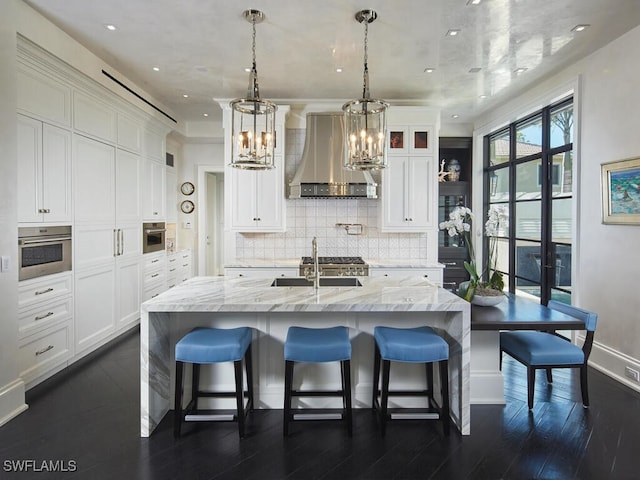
[474,25,640,391]
[0,0,28,427]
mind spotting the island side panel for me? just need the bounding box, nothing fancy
[140,310,171,437]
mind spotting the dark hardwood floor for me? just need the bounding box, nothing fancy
[1,326,639,480]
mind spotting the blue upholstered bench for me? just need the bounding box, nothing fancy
[283,326,352,436]
[500,300,598,409]
[174,327,254,438]
[372,326,450,436]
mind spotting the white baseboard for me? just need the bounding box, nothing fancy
[588,339,640,394]
[0,378,28,428]
[470,371,506,404]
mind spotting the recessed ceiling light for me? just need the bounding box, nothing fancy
[451,114,460,119]
[182,94,189,98]
[479,94,488,99]
[104,24,117,31]
[571,24,590,32]
[152,66,160,72]
[514,67,528,75]
[424,68,435,73]
[469,67,482,73]
[467,0,482,4]
[446,29,461,37]
[244,67,251,73]
[203,113,209,117]
[336,67,343,73]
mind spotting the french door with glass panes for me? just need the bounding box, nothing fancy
[484,98,573,305]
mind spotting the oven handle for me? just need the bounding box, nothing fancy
[19,236,72,245]
[145,229,166,234]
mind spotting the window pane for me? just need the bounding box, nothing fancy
[515,161,541,199]
[515,239,542,286]
[515,200,541,240]
[494,237,509,274]
[554,243,572,289]
[489,167,510,202]
[489,130,510,166]
[516,115,542,159]
[552,150,573,196]
[551,198,572,243]
[550,103,573,148]
[550,288,572,304]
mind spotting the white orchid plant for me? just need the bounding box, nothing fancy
[439,205,507,301]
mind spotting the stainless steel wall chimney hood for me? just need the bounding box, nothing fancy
[288,112,377,198]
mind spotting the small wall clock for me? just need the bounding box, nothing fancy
[180,181,195,195]
[180,200,195,214]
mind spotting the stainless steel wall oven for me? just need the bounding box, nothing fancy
[143,222,166,254]
[18,226,72,281]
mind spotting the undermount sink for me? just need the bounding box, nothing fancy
[270,277,363,287]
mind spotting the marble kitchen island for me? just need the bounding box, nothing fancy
[140,275,471,436]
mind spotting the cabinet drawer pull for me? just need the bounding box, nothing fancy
[151,293,159,298]
[443,262,457,266]
[169,268,176,272]
[35,288,54,296]
[35,345,54,356]
[35,312,54,321]
[151,273,159,278]
[182,264,188,267]
[152,259,159,263]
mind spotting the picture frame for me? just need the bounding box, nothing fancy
[389,130,405,150]
[601,157,640,225]
[410,127,433,154]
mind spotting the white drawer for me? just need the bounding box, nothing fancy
[19,323,72,384]
[19,296,72,339]
[143,283,166,301]
[19,272,73,309]
[144,252,166,270]
[143,268,165,287]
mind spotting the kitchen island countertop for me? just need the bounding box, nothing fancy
[141,275,470,436]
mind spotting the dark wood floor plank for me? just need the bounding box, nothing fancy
[1,327,639,480]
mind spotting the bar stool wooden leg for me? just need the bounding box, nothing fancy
[192,363,200,411]
[440,359,450,436]
[372,343,381,411]
[380,359,391,437]
[343,359,353,437]
[245,344,254,411]
[234,359,245,438]
[174,360,184,438]
[283,360,294,437]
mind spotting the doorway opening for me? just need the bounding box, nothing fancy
[197,165,225,276]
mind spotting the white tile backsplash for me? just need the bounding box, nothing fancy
[235,128,431,261]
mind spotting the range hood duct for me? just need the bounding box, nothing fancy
[289,112,377,198]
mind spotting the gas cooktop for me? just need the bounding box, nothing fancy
[300,256,366,265]
[299,256,368,276]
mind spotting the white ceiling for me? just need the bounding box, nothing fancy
[23,0,640,126]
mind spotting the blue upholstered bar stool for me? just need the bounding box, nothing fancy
[372,326,450,436]
[283,326,352,436]
[174,327,254,439]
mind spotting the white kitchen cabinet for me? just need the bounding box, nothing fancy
[74,134,143,351]
[17,114,72,223]
[16,61,71,127]
[167,249,193,288]
[380,155,434,231]
[74,264,116,355]
[165,168,177,223]
[116,256,142,329]
[369,267,443,286]
[73,90,117,143]
[228,155,285,232]
[17,271,74,386]
[143,251,166,301]
[117,112,142,154]
[143,157,166,220]
[74,134,116,225]
[116,149,142,224]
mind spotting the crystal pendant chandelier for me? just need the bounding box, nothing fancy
[342,10,389,171]
[229,9,277,170]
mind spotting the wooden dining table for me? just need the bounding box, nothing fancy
[469,293,586,404]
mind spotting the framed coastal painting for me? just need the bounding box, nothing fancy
[601,157,640,225]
